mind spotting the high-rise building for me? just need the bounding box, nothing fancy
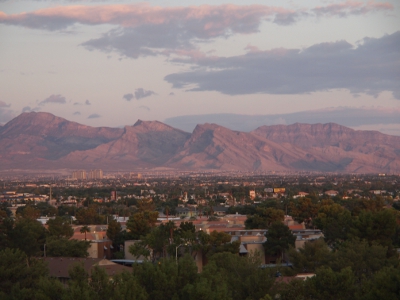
[88,169,103,180]
[72,170,87,180]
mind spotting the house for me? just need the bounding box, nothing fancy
[324,190,339,197]
[175,207,197,218]
[370,190,387,195]
[71,226,113,259]
[213,206,229,216]
[293,192,309,199]
[42,257,131,284]
[292,229,324,249]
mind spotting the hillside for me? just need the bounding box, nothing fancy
[0,112,399,173]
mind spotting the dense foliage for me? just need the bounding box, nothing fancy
[1,176,399,299]
[0,244,399,300]
[0,209,89,258]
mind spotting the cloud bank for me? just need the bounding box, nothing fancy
[134,88,155,100]
[0,2,392,58]
[0,105,15,124]
[164,106,400,135]
[39,94,67,105]
[0,101,10,108]
[123,93,134,101]
[88,113,100,119]
[123,88,155,101]
[165,31,400,99]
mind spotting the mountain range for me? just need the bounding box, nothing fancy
[0,112,399,173]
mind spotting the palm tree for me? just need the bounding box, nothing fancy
[198,204,203,218]
[80,225,90,241]
[208,200,216,217]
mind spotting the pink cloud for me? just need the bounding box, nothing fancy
[0,2,392,33]
[0,4,297,34]
[0,2,392,60]
[313,0,393,17]
[245,44,261,53]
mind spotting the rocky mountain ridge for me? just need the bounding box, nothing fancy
[0,112,399,173]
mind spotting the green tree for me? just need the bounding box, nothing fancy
[360,266,400,300]
[63,263,93,300]
[270,278,308,300]
[288,238,332,273]
[392,201,400,211]
[57,205,76,218]
[134,221,194,261]
[106,219,122,244]
[10,218,47,257]
[18,205,41,220]
[132,257,179,300]
[289,198,319,228]
[204,252,275,300]
[0,248,48,299]
[182,260,231,300]
[0,204,12,217]
[307,267,356,300]
[35,202,57,217]
[134,254,198,299]
[75,206,104,225]
[112,271,148,300]
[137,198,156,212]
[88,266,114,300]
[245,207,284,229]
[46,238,90,257]
[313,204,353,246]
[264,222,296,259]
[129,223,173,261]
[34,276,66,300]
[47,216,74,239]
[176,254,199,294]
[126,211,158,239]
[328,239,396,282]
[344,197,385,217]
[350,209,397,248]
[80,225,90,241]
[176,222,198,252]
[201,230,240,257]
[0,211,14,250]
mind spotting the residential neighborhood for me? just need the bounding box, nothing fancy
[0,172,399,299]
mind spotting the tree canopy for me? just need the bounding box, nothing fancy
[264,222,296,257]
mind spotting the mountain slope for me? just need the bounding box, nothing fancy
[0,113,399,173]
[252,123,400,173]
[0,112,123,168]
[59,120,190,169]
[165,123,335,171]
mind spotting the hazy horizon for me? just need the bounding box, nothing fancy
[2,109,400,138]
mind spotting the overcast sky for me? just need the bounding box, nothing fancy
[1,0,399,134]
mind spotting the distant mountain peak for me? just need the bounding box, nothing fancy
[9,111,63,124]
[0,113,399,173]
[133,119,188,133]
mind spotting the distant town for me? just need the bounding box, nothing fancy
[1,171,399,299]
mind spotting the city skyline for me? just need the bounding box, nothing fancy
[1,0,399,135]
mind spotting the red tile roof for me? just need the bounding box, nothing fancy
[40,257,131,278]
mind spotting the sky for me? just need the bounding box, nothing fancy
[0,0,399,134]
